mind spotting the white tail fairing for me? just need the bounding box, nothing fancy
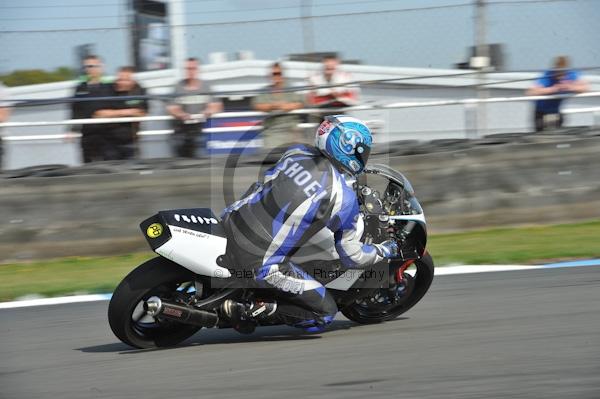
[155,224,231,278]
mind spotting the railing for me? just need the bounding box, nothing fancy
[1,91,600,142]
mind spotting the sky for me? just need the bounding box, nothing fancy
[0,0,599,75]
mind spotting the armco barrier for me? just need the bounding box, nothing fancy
[1,129,599,262]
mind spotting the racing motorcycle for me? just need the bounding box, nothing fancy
[108,164,434,349]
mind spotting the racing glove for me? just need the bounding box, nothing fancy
[374,239,399,259]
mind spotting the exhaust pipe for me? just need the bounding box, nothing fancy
[144,296,218,327]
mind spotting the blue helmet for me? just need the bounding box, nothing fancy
[315,115,373,174]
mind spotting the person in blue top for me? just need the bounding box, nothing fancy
[527,56,588,132]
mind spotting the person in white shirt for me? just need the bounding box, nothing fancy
[0,82,12,169]
[307,55,360,108]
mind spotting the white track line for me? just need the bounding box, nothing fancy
[435,265,543,275]
[0,294,111,309]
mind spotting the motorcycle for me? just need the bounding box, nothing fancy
[108,164,434,349]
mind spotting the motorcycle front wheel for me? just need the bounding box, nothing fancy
[108,257,202,349]
[341,253,435,324]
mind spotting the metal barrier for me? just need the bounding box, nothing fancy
[2,91,599,169]
[2,91,599,138]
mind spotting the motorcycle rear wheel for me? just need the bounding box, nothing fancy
[341,253,434,324]
[108,257,202,349]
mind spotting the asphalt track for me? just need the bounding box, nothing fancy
[1,266,599,399]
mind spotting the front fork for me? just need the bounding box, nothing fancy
[387,259,415,303]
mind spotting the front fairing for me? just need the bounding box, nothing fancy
[359,164,427,259]
[291,163,428,263]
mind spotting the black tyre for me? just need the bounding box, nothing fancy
[341,253,435,324]
[108,257,202,349]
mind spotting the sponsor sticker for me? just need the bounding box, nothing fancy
[318,120,333,136]
[163,306,184,318]
[146,223,163,238]
[171,226,209,239]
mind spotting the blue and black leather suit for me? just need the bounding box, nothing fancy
[221,144,386,330]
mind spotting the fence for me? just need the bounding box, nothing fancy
[1,90,600,170]
[3,90,600,132]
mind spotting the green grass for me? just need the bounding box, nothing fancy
[427,220,600,265]
[1,220,599,302]
[0,253,153,302]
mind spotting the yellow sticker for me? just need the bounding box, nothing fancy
[146,223,163,238]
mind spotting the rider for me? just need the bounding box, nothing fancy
[220,115,398,333]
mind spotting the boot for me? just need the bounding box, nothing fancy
[221,299,277,334]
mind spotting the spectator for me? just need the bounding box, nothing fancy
[527,56,589,132]
[94,66,148,160]
[71,55,113,163]
[167,57,222,158]
[0,81,11,169]
[252,62,305,150]
[307,55,360,108]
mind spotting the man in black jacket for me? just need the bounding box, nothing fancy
[94,66,148,160]
[71,55,113,163]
